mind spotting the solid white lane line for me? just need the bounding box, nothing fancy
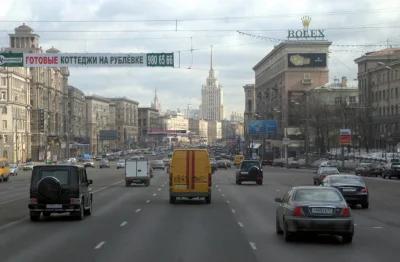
[158,188,161,191]
[136,209,141,212]
[372,226,383,229]
[146,200,150,203]
[153,194,156,196]
[249,242,257,250]
[0,217,29,231]
[120,221,127,227]
[238,222,244,227]
[95,241,105,249]
[231,209,236,213]
[226,200,230,204]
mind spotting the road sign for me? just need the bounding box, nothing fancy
[0,53,175,67]
[340,129,351,145]
[282,137,290,145]
[0,53,23,67]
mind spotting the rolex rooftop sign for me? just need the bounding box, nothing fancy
[287,16,325,39]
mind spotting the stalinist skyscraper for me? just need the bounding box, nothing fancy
[199,46,225,120]
[151,87,162,113]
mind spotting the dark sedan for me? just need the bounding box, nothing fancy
[275,186,354,243]
[322,175,369,209]
[217,160,228,169]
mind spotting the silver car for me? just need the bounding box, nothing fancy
[117,160,126,169]
[10,164,18,176]
[99,159,110,168]
[275,186,354,243]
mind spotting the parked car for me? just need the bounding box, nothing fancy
[273,160,284,167]
[382,162,400,179]
[217,160,228,169]
[99,159,110,168]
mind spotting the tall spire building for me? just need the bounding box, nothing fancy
[151,87,162,113]
[199,46,225,120]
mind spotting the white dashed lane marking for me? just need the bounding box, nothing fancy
[231,209,236,213]
[153,194,156,196]
[120,221,127,227]
[136,209,141,213]
[94,241,105,249]
[372,226,383,229]
[249,242,257,250]
[238,222,244,227]
[226,200,230,204]
[222,194,225,197]
[146,200,150,203]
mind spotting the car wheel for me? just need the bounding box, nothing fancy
[342,233,353,244]
[276,217,283,234]
[205,196,211,204]
[361,202,369,209]
[84,199,92,216]
[169,196,176,204]
[283,221,292,241]
[74,204,84,220]
[238,180,242,185]
[30,211,40,221]
[117,167,119,169]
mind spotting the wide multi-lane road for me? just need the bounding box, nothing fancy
[1,160,400,262]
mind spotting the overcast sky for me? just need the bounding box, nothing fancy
[1,0,400,117]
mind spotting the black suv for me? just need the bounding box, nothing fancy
[28,165,93,221]
[235,160,263,185]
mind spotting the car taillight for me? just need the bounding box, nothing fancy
[70,198,81,204]
[241,176,245,180]
[29,198,37,203]
[208,173,211,187]
[169,173,173,186]
[319,175,326,179]
[293,206,305,216]
[361,187,368,193]
[341,207,350,217]
[257,176,261,180]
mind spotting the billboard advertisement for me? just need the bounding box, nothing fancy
[288,53,327,68]
[248,120,277,135]
[340,129,351,145]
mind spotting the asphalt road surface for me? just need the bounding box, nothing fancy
[1,161,400,262]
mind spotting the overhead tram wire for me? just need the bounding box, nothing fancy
[0,7,398,23]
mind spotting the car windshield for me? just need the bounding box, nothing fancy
[294,189,343,202]
[40,170,69,185]
[321,167,339,173]
[118,160,125,163]
[330,177,364,186]
[10,164,17,168]
[154,160,163,164]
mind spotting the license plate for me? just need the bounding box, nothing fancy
[342,188,356,192]
[132,180,140,183]
[175,185,187,188]
[46,204,62,209]
[311,208,333,214]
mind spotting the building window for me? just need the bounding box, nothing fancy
[1,91,6,100]
[2,120,7,129]
[0,77,6,86]
[2,106,6,114]
[334,97,341,105]
[349,96,356,103]
[3,150,7,158]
